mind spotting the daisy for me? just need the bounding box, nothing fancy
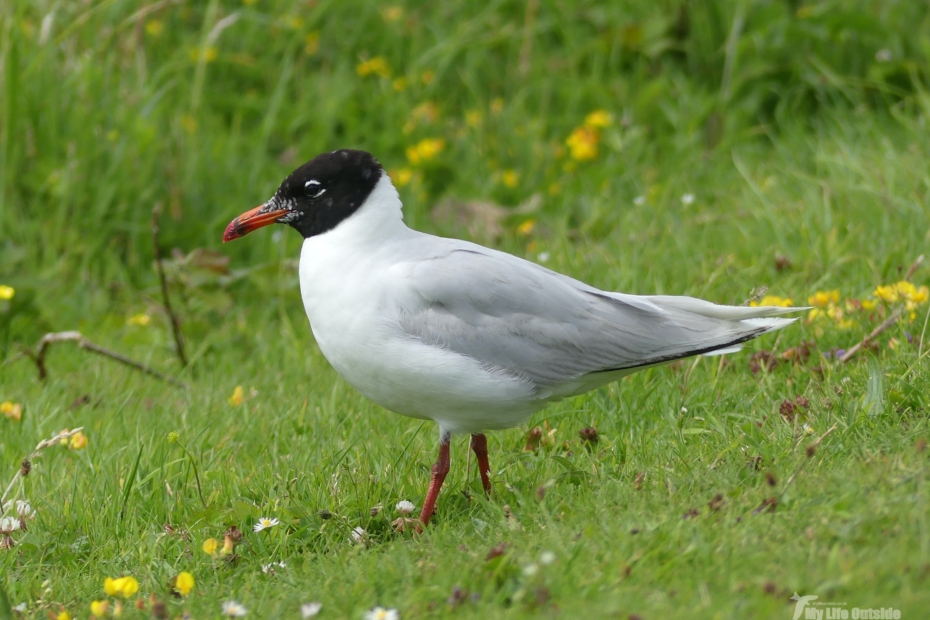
[395,500,415,515]
[364,607,399,620]
[681,193,695,205]
[222,600,248,617]
[350,526,366,544]
[253,517,279,532]
[301,602,323,618]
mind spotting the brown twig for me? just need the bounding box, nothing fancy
[905,254,925,281]
[839,308,904,363]
[20,331,186,387]
[1,428,84,508]
[153,203,188,367]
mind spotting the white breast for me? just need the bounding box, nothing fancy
[296,176,541,434]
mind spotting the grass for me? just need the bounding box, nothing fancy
[2,1,930,618]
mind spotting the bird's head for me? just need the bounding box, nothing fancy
[223,149,383,242]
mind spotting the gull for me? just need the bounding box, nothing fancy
[223,149,800,528]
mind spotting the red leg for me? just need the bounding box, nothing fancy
[418,433,451,528]
[470,433,492,496]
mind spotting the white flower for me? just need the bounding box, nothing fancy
[364,607,399,620]
[15,501,34,518]
[0,516,20,533]
[301,602,323,618]
[536,252,550,263]
[253,517,279,532]
[802,423,815,435]
[395,500,415,515]
[539,551,556,565]
[680,406,688,413]
[681,193,695,205]
[13,603,27,612]
[222,600,248,617]
[633,195,646,205]
[350,526,366,543]
[261,561,286,574]
[522,563,539,577]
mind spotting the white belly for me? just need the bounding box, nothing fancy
[298,241,541,434]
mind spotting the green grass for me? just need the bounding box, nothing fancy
[2,1,930,618]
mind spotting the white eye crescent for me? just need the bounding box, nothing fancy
[304,179,325,198]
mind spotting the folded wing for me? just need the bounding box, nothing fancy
[395,243,798,394]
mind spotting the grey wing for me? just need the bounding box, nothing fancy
[394,243,796,393]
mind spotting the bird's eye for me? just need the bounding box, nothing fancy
[304,179,326,198]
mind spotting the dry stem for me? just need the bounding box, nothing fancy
[20,331,186,387]
[152,203,188,367]
[1,428,85,509]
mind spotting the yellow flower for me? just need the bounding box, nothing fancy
[501,170,519,188]
[874,284,899,303]
[565,127,599,161]
[106,576,139,598]
[517,220,536,235]
[127,313,150,326]
[912,285,929,304]
[304,32,319,55]
[861,299,877,311]
[69,431,88,450]
[189,46,218,63]
[202,537,219,557]
[0,285,14,300]
[807,290,840,308]
[90,600,109,618]
[406,138,445,165]
[391,168,414,188]
[175,571,195,596]
[221,534,235,556]
[285,15,303,30]
[749,295,793,308]
[411,102,439,124]
[356,57,391,78]
[583,110,613,129]
[145,20,163,36]
[381,6,404,22]
[1,401,22,421]
[57,612,72,620]
[228,385,244,406]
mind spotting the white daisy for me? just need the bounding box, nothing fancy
[301,602,323,618]
[222,600,248,617]
[350,526,366,543]
[253,517,279,532]
[539,551,556,565]
[536,251,550,263]
[681,193,695,205]
[395,500,415,515]
[364,607,399,620]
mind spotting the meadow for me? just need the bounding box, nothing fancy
[1,1,930,618]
